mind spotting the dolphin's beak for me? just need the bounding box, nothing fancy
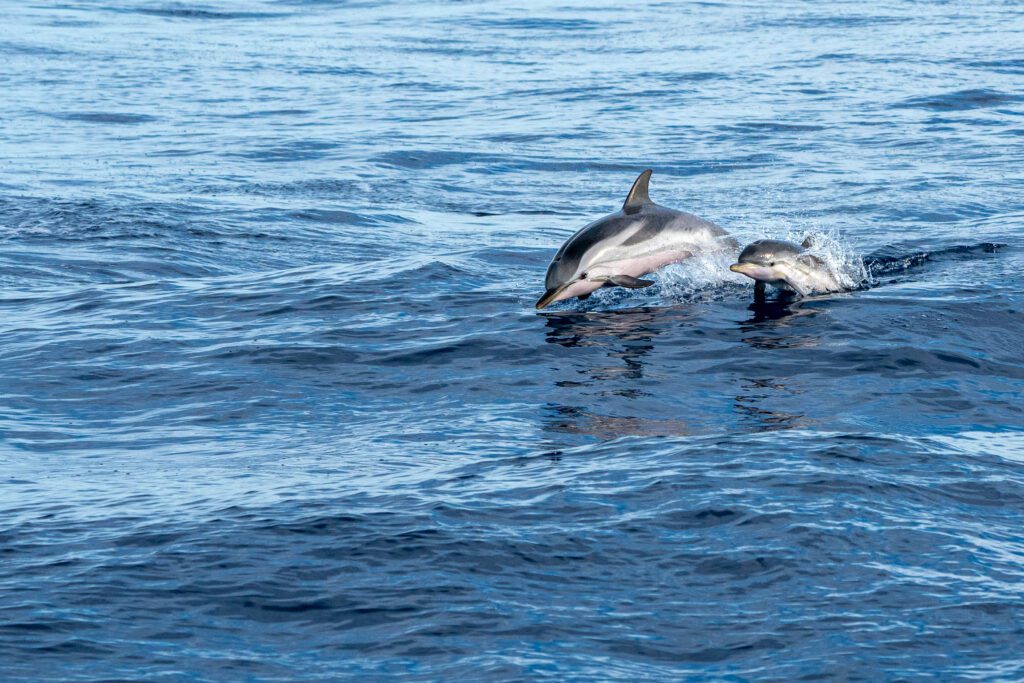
[535,286,564,310]
[729,263,750,274]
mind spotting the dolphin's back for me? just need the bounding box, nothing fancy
[738,239,804,265]
[621,205,728,247]
[557,204,727,267]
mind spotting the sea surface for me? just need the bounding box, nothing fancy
[2,0,1023,680]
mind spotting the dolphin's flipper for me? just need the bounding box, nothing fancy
[607,274,655,289]
[622,169,653,214]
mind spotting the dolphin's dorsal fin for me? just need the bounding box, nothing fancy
[622,169,653,214]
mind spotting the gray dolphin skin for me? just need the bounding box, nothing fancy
[536,170,736,309]
[729,237,846,297]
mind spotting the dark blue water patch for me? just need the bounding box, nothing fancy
[483,131,602,144]
[638,71,728,84]
[45,112,157,124]
[290,64,376,77]
[754,13,907,29]
[465,17,603,32]
[864,242,1006,276]
[287,208,413,226]
[719,122,828,140]
[372,151,778,177]
[122,5,290,20]
[43,18,100,28]
[203,178,547,218]
[965,57,1024,74]
[815,52,859,61]
[603,87,702,104]
[209,178,363,198]
[0,196,407,284]
[894,88,1023,112]
[384,81,478,93]
[229,139,341,162]
[502,84,617,103]
[0,41,72,57]
[218,109,314,119]
[0,196,216,244]
[919,115,1023,136]
[210,343,363,369]
[391,39,515,59]
[147,147,205,157]
[466,208,568,217]
[373,150,514,170]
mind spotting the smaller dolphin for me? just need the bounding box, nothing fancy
[729,237,846,297]
[536,170,735,309]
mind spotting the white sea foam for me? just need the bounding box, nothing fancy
[654,248,750,302]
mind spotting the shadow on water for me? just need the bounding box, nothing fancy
[733,376,811,432]
[538,306,693,441]
[737,295,821,349]
[542,405,691,440]
[542,306,669,378]
[742,292,800,324]
[733,295,819,431]
[535,298,826,441]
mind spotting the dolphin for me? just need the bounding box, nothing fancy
[536,170,736,309]
[729,237,846,297]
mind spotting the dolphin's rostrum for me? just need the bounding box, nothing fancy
[536,170,735,309]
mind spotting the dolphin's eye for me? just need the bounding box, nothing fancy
[769,261,776,267]
[580,271,588,279]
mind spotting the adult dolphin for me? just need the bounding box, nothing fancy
[536,170,736,309]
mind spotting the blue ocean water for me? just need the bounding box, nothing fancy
[1,0,1023,679]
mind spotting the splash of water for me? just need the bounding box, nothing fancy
[655,249,750,302]
[794,229,869,290]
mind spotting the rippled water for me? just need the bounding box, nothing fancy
[2,0,1023,679]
